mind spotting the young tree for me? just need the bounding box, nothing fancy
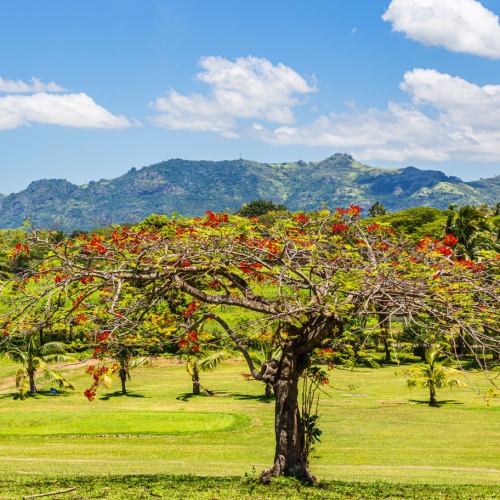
[1,208,499,482]
[403,346,469,406]
[1,335,75,398]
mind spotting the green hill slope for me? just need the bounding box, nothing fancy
[1,154,499,230]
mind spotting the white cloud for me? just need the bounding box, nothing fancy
[150,56,316,134]
[382,0,500,58]
[0,75,135,129]
[0,77,67,93]
[255,69,500,163]
[0,93,134,130]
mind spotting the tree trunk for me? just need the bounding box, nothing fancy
[119,369,127,395]
[192,374,201,395]
[383,337,391,362]
[28,368,37,394]
[429,385,437,406]
[265,382,273,398]
[260,349,315,484]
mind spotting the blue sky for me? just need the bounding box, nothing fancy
[2,0,500,194]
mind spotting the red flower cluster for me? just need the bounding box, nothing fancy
[435,245,453,257]
[80,276,95,284]
[336,204,362,217]
[182,301,199,318]
[84,365,110,401]
[73,313,87,326]
[97,331,110,343]
[177,331,199,352]
[82,234,107,255]
[11,243,30,259]
[72,295,86,309]
[443,234,459,247]
[247,238,281,259]
[332,223,348,233]
[366,223,395,235]
[238,261,263,274]
[203,211,229,227]
[54,273,69,284]
[293,214,309,225]
[456,259,484,273]
[181,260,191,267]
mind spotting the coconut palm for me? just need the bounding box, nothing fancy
[403,346,468,406]
[186,351,226,396]
[3,335,75,399]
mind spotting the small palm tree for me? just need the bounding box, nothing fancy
[3,335,75,399]
[186,351,226,396]
[403,346,468,406]
[112,346,148,395]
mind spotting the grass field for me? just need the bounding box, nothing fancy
[0,356,499,498]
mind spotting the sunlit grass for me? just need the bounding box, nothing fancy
[0,357,498,485]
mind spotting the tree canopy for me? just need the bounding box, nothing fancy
[1,206,499,482]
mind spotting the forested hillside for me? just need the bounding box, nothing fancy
[1,154,500,230]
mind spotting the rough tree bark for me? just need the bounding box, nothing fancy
[27,368,37,394]
[259,346,314,483]
[119,368,127,396]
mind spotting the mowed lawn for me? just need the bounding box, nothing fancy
[0,357,498,487]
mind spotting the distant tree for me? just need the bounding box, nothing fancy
[236,200,287,218]
[185,351,226,396]
[403,346,469,406]
[2,336,75,398]
[368,201,387,217]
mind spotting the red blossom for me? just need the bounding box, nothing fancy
[293,214,309,225]
[332,223,348,233]
[203,210,229,227]
[443,234,459,247]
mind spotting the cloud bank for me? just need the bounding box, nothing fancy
[0,77,134,129]
[261,68,500,163]
[150,56,316,137]
[149,55,500,164]
[382,0,500,59]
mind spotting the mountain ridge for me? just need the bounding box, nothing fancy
[1,154,499,231]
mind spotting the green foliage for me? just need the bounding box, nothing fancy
[3,155,500,231]
[368,201,387,217]
[236,199,287,217]
[373,207,448,241]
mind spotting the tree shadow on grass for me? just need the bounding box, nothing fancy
[99,391,148,400]
[175,391,231,401]
[409,399,464,407]
[232,392,274,404]
[0,389,72,400]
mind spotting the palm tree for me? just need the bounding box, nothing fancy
[186,351,226,396]
[403,346,468,406]
[3,335,75,399]
[445,205,496,260]
[112,346,147,395]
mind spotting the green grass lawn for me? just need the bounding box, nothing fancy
[0,356,498,498]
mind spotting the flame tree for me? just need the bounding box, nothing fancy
[1,207,499,482]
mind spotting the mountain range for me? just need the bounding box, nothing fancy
[1,153,500,231]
